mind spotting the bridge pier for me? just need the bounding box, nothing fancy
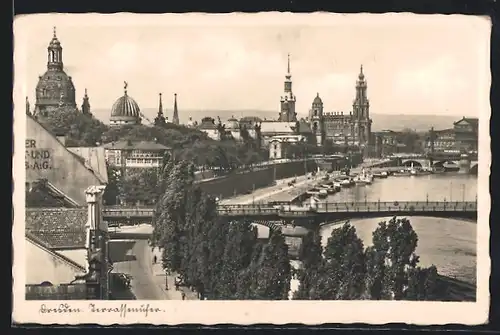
[459,158,471,174]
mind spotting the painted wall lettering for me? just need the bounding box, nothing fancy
[25,139,53,170]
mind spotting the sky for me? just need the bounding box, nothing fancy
[14,13,490,120]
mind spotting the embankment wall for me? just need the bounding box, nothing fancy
[196,159,317,199]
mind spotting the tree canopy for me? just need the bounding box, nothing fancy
[294,218,440,301]
[152,157,291,300]
[39,108,269,171]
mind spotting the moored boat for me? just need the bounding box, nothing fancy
[393,169,412,177]
[341,178,354,187]
[373,171,388,178]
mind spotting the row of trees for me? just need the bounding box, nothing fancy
[295,218,440,300]
[151,155,442,301]
[151,156,291,299]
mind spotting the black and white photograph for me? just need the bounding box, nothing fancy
[13,13,490,325]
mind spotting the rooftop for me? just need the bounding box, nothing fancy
[25,208,87,248]
[101,140,170,151]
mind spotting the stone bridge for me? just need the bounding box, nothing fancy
[103,201,477,226]
[364,154,478,174]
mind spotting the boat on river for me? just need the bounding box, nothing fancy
[373,171,388,178]
[307,187,328,198]
[341,178,355,187]
[393,169,412,177]
[354,169,373,185]
[319,183,337,194]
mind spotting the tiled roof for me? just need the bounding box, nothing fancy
[260,121,296,134]
[454,117,479,128]
[101,140,170,151]
[25,208,87,248]
[26,232,86,271]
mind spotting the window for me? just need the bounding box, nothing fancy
[274,144,278,150]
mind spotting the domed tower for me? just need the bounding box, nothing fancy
[309,93,325,146]
[226,115,240,140]
[352,65,372,148]
[34,27,77,118]
[278,53,297,122]
[110,81,142,126]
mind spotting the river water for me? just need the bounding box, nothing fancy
[319,173,478,285]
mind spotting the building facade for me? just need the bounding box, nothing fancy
[268,135,306,159]
[312,66,373,153]
[425,117,479,154]
[102,140,170,170]
[453,117,478,153]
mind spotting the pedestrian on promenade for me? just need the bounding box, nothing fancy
[153,255,157,264]
[181,292,186,300]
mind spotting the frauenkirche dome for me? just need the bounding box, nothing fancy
[109,81,142,126]
[34,27,77,117]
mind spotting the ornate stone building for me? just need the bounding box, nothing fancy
[109,82,142,126]
[315,65,373,152]
[278,54,297,122]
[33,28,77,118]
[309,93,325,146]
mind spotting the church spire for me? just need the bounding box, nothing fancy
[81,88,91,115]
[287,53,291,75]
[172,93,179,125]
[279,53,297,122]
[158,92,163,115]
[154,93,167,127]
[47,26,63,71]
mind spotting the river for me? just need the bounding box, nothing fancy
[319,173,478,285]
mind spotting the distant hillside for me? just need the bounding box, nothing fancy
[92,108,464,132]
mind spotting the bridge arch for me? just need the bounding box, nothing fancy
[470,163,478,175]
[432,160,459,167]
[402,160,423,168]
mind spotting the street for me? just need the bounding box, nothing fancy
[109,239,166,299]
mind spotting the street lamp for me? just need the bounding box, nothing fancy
[449,181,453,202]
[461,184,465,202]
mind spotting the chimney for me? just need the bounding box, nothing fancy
[55,132,66,146]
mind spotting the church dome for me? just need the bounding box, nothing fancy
[35,27,77,115]
[313,93,323,105]
[110,82,141,125]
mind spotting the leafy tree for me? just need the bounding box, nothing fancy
[41,107,108,147]
[215,220,258,299]
[294,231,324,299]
[364,217,423,300]
[319,223,366,300]
[102,164,120,205]
[250,231,291,300]
[153,161,195,272]
[117,168,161,205]
[25,179,67,207]
[396,128,422,153]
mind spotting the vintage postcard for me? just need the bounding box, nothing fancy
[12,13,491,325]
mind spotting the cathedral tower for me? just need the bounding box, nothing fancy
[279,54,297,122]
[352,65,372,147]
[35,27,77,118]
[309,93,325,146]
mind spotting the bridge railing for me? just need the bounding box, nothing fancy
[317,201,477,213]
[103,201,477,218]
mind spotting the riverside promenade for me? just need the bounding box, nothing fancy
[219,172,328,206]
